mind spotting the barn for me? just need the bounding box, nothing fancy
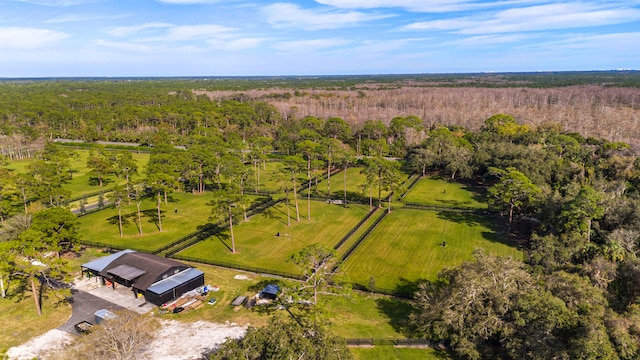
[81,250,204,306]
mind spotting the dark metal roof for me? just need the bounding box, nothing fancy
[107,264,146,281]
[146,268,204,295]
[262,284,280,295]
[96,251,189,291]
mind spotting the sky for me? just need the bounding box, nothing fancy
[0,0,639,77]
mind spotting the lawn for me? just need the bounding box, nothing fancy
[177,200,371,273]
[77,192,257,252]
[342,209,522,292]
[5,148,150,198]
[401,176,487,209]
[302,166,409,204]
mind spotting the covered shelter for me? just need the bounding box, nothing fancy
[260,284,280,300]
[81,250,205,306]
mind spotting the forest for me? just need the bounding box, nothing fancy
[2,72,640,359]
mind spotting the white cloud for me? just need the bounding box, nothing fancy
[46,13,130,24]
[207,37,266,51]
[9,0,95,6]
[448,33,537,46]
[0,27,68,48]
[155,0,224,3]
[159,24,236,41]
[354,38,429,53]
[314,0,541,13]
[263,2,391,30]
[402,2,640,34]
[106,23,174,38]
[273,38,350,51]
[524,31,640,51]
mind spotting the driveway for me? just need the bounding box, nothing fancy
[58,277,155,334]
[58,289,123,333]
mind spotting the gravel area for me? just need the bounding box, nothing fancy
[7,319,246,360]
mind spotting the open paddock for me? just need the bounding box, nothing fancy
[77,192,266,252]
[342,209,522,293]
[401,176,487,209]
[176,200,371,273]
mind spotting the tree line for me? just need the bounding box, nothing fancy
[3,78,640,357]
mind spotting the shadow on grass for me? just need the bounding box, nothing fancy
[436,211,513,247]
[373,277,433,337]
[261,206,288,226]
[198,223,233,252]
[142,208,164,231]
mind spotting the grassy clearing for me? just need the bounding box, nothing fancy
[77,192,254,252]
[178,200,371,273]
[302,167,409,204]
[343,209,522,292]
[401,176,487,209]
[6,149,150,198]
[351,347,450,360]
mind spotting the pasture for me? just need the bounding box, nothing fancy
[6,148,150,198]
[177,200,371,273]
[302,166,409,204]
[401,176,487,209]
[342,209,522,292]
[77,192,265,252]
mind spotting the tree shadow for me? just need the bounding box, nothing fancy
[261,206,288,226]
[435,211,512,247]
[87,176,113,187]
[142,208,164,231]
[106,213,132,227]
[373,277,432,337]
[375,297,416,337]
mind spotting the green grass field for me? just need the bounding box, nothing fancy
[77,192,253,252]
[178,200,371,273]
[343,209,522,291]
[6,149,150,198]
[302,167,409,204]
[401,176,487,209]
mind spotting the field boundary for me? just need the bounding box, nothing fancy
[333,207,378,251]
[341,208,389,262]
[346,338,431,347]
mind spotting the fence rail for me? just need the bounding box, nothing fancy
[333,207,378,251]
[341,208,389,262]
[170,254,305,281]
[345,338,431,347]
[401,201,492,214]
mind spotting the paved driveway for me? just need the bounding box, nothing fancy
[58,277,155,334]
[58,290,123,333]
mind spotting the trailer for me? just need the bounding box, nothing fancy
[74,321,94,334]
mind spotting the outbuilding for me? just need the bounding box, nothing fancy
[81,250,204,306]
[260,284,280,300]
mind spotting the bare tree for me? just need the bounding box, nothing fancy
[69,310,159,360]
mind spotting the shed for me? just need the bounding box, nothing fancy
[146,268,204,306]
[94,309,117,324]
[260,284,280,300]
[231,296,247,306]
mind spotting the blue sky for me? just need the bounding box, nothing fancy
[1,0,639,77]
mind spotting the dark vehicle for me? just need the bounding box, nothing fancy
[172,306,184,313]
[74,321,94,334]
